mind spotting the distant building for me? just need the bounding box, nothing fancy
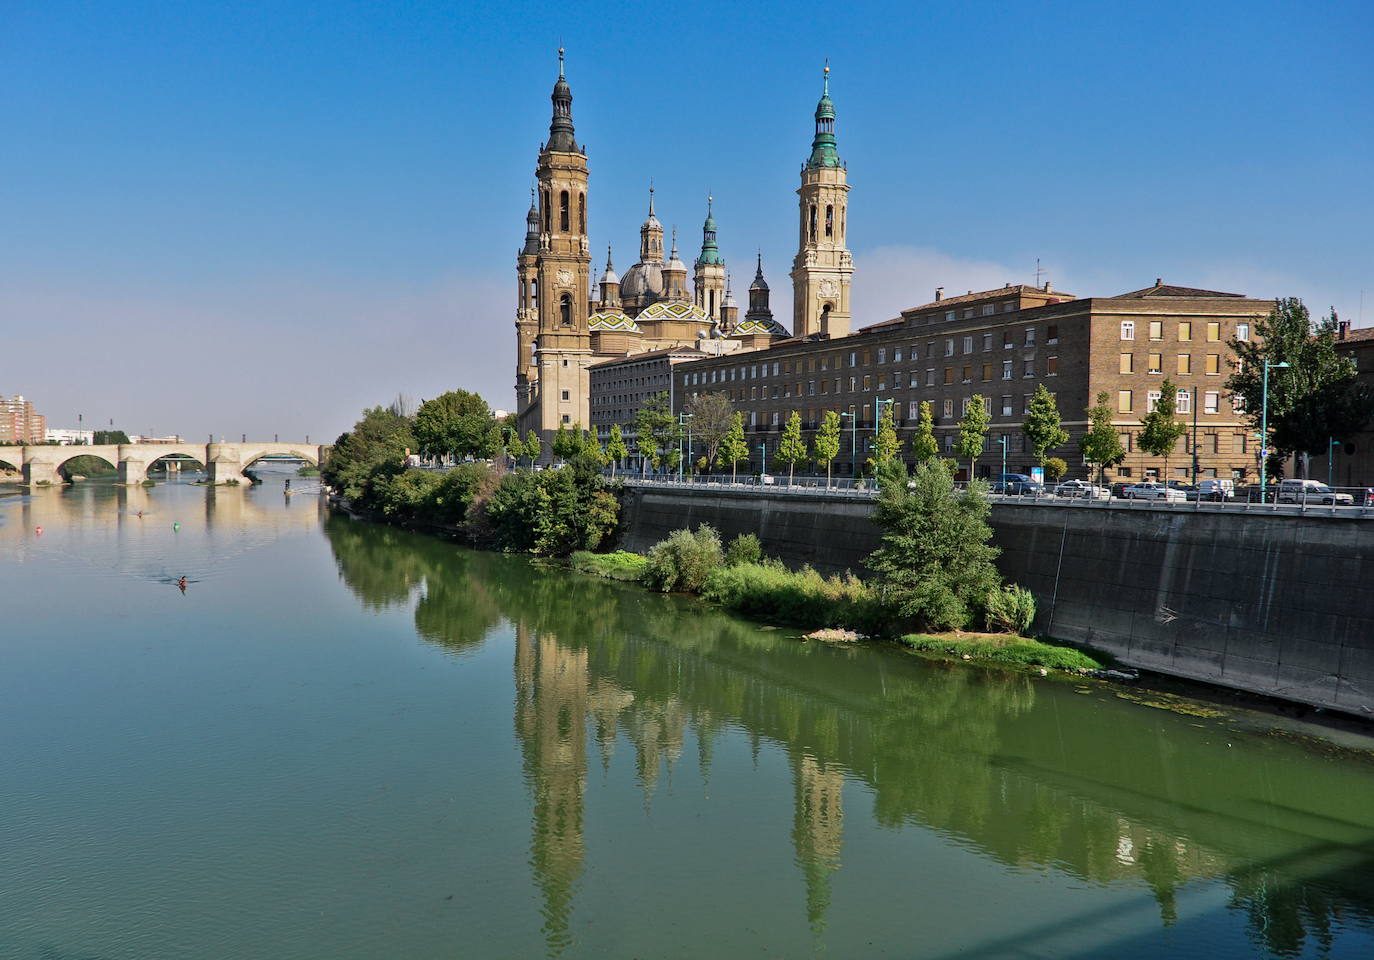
[45,428,95,445]
[588,346,714,471]
[0,396,46,444]
[128,434,184,444]
[1331,323,1374,486]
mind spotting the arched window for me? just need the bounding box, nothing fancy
[578,193,585,234]
[542,190,551,232]
[840,207,845,240]
[820,303,832,329]
[530,278,538,308]
[709,289,716,317]
[808,204,817,242]
[825,204,834,237]
[559,191,569,232]
[560,294,572,327]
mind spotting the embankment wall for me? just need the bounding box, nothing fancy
[618,486,1374,715]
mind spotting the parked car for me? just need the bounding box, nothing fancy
[1190,478,1235,501]
[759,474,775,486]
[990,473,1043,496]
[1122,481,1186,501]
[1054,479,1108,499]
[1276,478,1354,505]
[1109,481,1134,499]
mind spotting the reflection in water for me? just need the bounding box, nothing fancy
[322,513,1374,958]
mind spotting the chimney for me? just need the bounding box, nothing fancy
[934,287,944,301]
[1339,319,1351,340]
[1155,277,1163,287]
[1044,281,1053,293]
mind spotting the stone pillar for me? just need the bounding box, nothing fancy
[118,445,150,484]
[22,449,63,485]
[207,444,245,484]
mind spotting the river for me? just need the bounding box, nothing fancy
[2,474,1372,959]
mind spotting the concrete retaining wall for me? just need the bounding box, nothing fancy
[618,486,1374,715]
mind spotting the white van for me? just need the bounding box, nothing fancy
[1276,479,1353,505]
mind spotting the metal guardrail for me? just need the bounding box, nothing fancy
[617,473,1374,517]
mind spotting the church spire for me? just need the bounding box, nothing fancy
[696,195,723,266]
[547,47,579,153]
[806,61,840,170]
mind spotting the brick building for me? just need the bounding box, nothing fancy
[0,395,47,444]
[589,346,713,471]
[665,280,1272,481]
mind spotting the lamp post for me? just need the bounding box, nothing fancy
[840,407,856,479]
[1190,386,1200,486]
[1329,437,1340,488]
[759,442,767,480]
[677,412,693,482]
[998,435,1008,484]
[1260,360,1289,502]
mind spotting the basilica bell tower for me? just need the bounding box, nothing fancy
[790,64,853,340]
[519,48,593,443]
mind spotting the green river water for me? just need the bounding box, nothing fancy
[2,474,1372,959]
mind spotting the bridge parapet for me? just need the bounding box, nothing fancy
[1,441,322,485]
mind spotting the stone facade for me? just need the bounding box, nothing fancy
[667,281,1272,481]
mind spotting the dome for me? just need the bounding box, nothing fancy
[637,300,711,323]
[619,261,665,299]
[732,316,790,337]
[600,265,619,285]
[588,311,640,332]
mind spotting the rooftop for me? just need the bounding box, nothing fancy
[1110,279,1246,299]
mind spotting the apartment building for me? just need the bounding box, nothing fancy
[0,396,47,445]
[669,280,1272,481]
[589,346,712,469]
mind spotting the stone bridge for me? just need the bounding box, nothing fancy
[0,442,323,485]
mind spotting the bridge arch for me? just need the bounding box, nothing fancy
[117,443,208,484]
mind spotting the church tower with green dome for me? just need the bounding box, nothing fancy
[790,63,853,340]
[693,196,727,322]
[517,48,594,449]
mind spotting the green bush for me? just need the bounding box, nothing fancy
[984,584,1037,634]
[479,459,619,557]
[702,561,883,633]
[643,525,723,593]
[570,550,649,581]
[724,532,763,566]
[900,633,1101,671]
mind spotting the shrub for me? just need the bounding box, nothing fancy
[643,525,723,593]
[570,550,649,581]
[724,532,762,566]
[702,561,883,633]
[1044,457,1068,482]
[985,584,1037,634]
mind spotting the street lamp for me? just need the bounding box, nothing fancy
[1260,360,1289,502]
[759,442,767,479]
[840,407,857,479]
[997,434,1008,484]
[677,413,693,482]
[1329,437,1341,488]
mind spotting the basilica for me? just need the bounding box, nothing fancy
[514,51,854,441]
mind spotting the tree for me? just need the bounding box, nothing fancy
[776,410,807,484]
[94,429,130,445]
[867,458,1003,631]
[956,395,990,479]
[1043,457,1067,481]
[606,424,628,476]
[909,401,939,465]
[412,390,499,462]
[868,402,902,472]
[635,392,677,474]
[503,429,524,466]
[1080,391,1126,486]
[719,412,748,482]
[581,427,606,468]
[1138,378,1188,481]
[685,392,734,472]
[322,405,415,510]
[1022,384,1069,466]
[523,430,543,467]
[812,409,841,487]
[552,423,582,461]
[1227,299,1374,475]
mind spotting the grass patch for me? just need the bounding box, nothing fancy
[900,632,1102,672]
[569,550,650,582]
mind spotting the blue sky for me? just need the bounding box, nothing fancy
[3,0,1371,441]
